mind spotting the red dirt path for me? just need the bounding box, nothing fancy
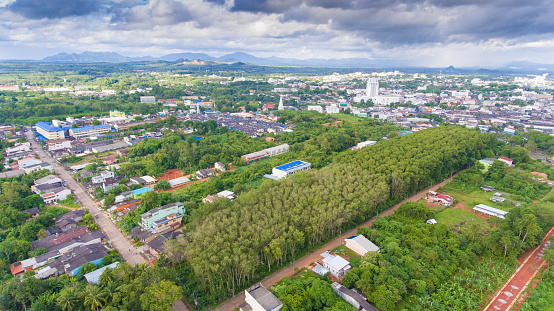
[482,226,554,311]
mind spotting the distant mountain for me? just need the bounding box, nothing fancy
[159,52,216,61]
[43,51,156,63]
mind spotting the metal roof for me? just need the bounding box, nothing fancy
[274,160,310,172]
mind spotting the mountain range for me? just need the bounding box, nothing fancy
[39,51,554,72]
[42,51,408,68]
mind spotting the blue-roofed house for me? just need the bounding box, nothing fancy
[131,187,152,199]
[272,160,311,179]
[69,124,111,138]
[35,122,65,140]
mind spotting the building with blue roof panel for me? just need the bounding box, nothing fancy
[35,122,65,140]
[131,187,152,198]
[69,124,111,138]
[272,160,311,179]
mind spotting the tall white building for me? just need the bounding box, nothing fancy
[366,78,379,97]
[278,95,284,110]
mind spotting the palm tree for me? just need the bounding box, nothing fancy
[57,287,78,311]
[99,268,116,287]
[82,284,107,311]
[102,280,119,304]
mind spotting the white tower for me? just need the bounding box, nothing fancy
[196,105,200,114]
[278,95,284,110]
[366,78,379,97]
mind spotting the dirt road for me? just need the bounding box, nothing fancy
[214,173,458,311]
[25,129,146,265]
[482,226,554,311]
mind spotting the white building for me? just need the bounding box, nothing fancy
[473,204,508,219]
[345,235,380,257]
[6,142,31,155]
[321,252,351,278]
[307,105,323,113]
[241,283,283,311]
[17,157,42,169]
[35,122,65,140]
[326,104,340,114]
[168,177,190,188]
[373,95,404,106]
[366,78,379,97]
[91,171,115,184]
[356,141,377,149]
[69,125,111,139]
[35,175,62,186]
[47,140,72,151]
[140,96,156,103]
[272,160,311,179]
[41,188,72,205]
[242,144,289,164]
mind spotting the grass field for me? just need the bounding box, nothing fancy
[434,207,493,234]
[332,245,362,267]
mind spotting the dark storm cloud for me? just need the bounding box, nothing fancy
[9,0,103,19]
[110,0,192,27]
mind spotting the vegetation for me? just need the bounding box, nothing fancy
[181,127,498,304]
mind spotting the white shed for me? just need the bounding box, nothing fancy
[344,235,380,256]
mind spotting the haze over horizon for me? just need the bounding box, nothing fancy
[1,0,553,67]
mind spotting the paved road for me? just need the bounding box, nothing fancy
[25,129,146,265]
[483,226,554,311]
[214,173,459,311]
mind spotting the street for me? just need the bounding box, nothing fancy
[25,129,146,265]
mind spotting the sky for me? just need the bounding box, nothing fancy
[0,0,554,67]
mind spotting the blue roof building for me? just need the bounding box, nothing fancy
[131,187,152,198]
[272,160,311,179]
[35,122,65,140]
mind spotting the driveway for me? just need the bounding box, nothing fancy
[25,129,146,265]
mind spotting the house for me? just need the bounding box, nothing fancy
[215,162,226,172]
[344,235,380,257]
[147,231,184,257]
[498,156,513,166]
[473,204,508,219]
[196,168,215,179]
[168,176,190,188]
[203,190,236,203]
[239,283,283,311]
[47,139,72,151]
[102,156,116,165]
[84,262,120,284]
[481,185,496,192]
[320,251,351,278]
[140,202,186,232]
[55,210,87,231]
[332,283,378,311]
[272,160,311,179]
[427,191,454,206]
[131,187,152,199]
[91,171,115,184]
[22,207,40,218]
[24,162,53,174]
[5,142,31,154]
[44,243,107,276]
[41,188,72,205]
[130,176,156,186]
[32,181,63,194]
[490,196,506,203]
[0,170,25,179]
[17,157,42,169]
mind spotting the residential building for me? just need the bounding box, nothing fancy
[84,262,120,284]
[47,140,72,151]
[326,104,340,114]
[332,283,378,311]
[130,176,156,186]
[5,142,31,155]
[35,122,65,140]
[366,78,379,97]
[344,235,380,257]
[32,181,63,194]
[69,124,111,138]
[427,191,454,206]
[498,156,514,166]
[240,283,283,311]
[203,190,236,203]
[91,171,115,184]
[272,160,311,179]
[140,202,186,232]
[473,204,509,219]
[320,251,351,278]
[41,187,72,205]
[24,162,53,174]
[147,231,184,257]
[215,162,226,171]
[196,168,215,179]
[22,207,40,218]
[17,157,42,169]
[242,144,289,164]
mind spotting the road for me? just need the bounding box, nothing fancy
[214,173,459,311]
[25,129,146,265]
[483,226,554,311]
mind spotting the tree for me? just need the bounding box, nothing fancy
[57,287,79,311]
[154,179,171,191]
[92,120,101,126]
[140,280,183,311]
[82,284,107,311]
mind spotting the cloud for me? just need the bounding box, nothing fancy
[9,0,102,19]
